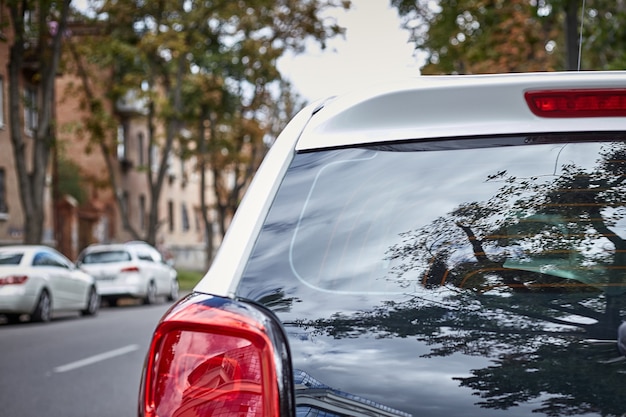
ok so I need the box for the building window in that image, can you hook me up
[138,132,145,166]
[166,151,175,181]
[181,203,190,232]
[150,144,159,174]
[117,124,128,160]
[122,191,130,217]
[0,6,5,38]
[0,77,4,128]
[24,85,38,134]
[0,168,7,216]
[168,200,174,232]
[139,194,146,231]
[195,207,201,232]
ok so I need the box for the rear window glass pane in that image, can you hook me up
[242,134,626,296]
[81,250,131,264]
[240,133,626,417]
[0,252,23,265]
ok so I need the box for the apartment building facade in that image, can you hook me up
[0,9,210,271]
[54,74,210,270]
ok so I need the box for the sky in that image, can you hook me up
[276,0,424,102]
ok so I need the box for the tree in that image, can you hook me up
[6,0,72,243]
[67,0,349,249]
[576,0,626,70]
[389,0,626,74]
[182,13,309,264]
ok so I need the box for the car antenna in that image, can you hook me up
[577,0,586,71]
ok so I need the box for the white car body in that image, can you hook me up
[0,245,99,323]
[76,241,178,305]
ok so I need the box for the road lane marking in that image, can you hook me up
[53,344,140,373]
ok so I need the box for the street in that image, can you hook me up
[0,300,175,417]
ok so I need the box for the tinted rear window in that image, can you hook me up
[239,134,626,416]
[244,134,626,296]
[81,250,131,264]
[0,252,23,265]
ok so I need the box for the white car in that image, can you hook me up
[76,241,178,306]
[139,71,626,417]
[0,245,99,323]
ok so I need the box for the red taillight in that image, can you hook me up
[0,275,28,285]
[525,89,626,118]
[140,296,278,417]
[121,266,140,273]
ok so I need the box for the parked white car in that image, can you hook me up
[0,245,99,323]
[140,71,626,417]
[76,241,178,306]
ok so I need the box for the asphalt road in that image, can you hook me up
[0,299,176,417]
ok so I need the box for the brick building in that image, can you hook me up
[0,8,210,271]
[54,75,210,269]
[0,8,55,247]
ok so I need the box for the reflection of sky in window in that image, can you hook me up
[283,142,607,294]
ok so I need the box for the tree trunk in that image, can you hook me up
[7,1,70,244]
[199,111,215,270]
[8,30,38,243]
[564,0,580,70]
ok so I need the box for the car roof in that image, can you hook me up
[0,245,55,253]
[81,243,133,252]
[82,241,154,250]
[0,245,61,265]
[296,71,626,151]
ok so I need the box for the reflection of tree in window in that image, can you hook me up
[296,142,626,416]
[387,143,626,330]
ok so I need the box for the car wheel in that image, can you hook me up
[31,290,52,323]
[4,314,22,324]
[166,279,179,302]
[105,297,119,307]
[81,286,99,316]
[143,281,157,305]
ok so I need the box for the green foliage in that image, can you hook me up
[67,0,349,245]
[578,0,626,70]
[390,0,626,74]
[176,269,204,291]
[57,156,87,204]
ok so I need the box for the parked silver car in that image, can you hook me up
[76,241,178,306]
[0,245,99,323]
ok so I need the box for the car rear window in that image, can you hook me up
[81,250,132,264]
[0,252,23,265]
[238,133,626,416]
[242,133,626,296]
